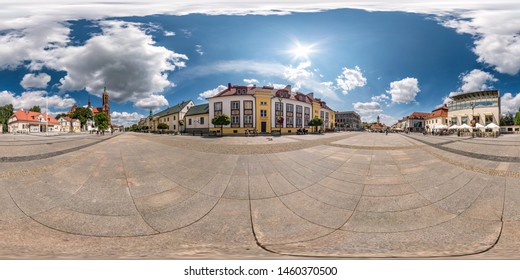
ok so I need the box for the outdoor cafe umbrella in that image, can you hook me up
[458,123,472,130]
[436,124,448,129]
[485,123,500,130]
[475,123,485,130]
[449,124,459,129]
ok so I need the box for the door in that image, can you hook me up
[261,122,267,133]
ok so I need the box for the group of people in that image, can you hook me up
[296,128,309,135]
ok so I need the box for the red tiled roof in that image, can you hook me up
[426,106,448,119]
[408,112,430,120]
[11,110,59,125]
[92,107,102,114]
[58,116,79,122]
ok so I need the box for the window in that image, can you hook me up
[214,102,222,116]
[296,106,302,113]
[304,107,309,114]
[231,101,240,109]
[244,115,253,124]
[287,104,293,112]
[260,101,267,105]
[200,117,204,125]
[320,111,324,118]
[174,125,176,130]
[189,119,192,125]
[260,110,267,117]
[173,116,176,121]
[451,117,457,125]
[275,102,282,111]
[232,115,240,124]
[244,101,253,109]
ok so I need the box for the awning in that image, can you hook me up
[483,112,494,115]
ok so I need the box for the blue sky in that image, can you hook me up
[1,1,520,126]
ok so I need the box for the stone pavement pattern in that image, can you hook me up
[1,132,520,258]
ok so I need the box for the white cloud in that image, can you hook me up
[195,45,204,55]
[386,77,420,104]
[0,90,76,110]
[336,66,367,94]
[164,31,176,36]
[501,92,520,114]
[198,85,227,100]
[20,73,51,89]
[111,111,145,126]
[243,78,259,85]
[133,94,169,110]
[371,93,390,102]
[459,69,497,93]
[268,83,288,90]
[353,101,383,115]
[44,20,187,109]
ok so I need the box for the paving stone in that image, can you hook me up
[251,197,333,245]
[249,174,276,199]
[264,173,298,196]
[356,192,431,212]
[302,183,360,210]
[134,186,196,213]
[317,176,364,195]
[222,175,249,199]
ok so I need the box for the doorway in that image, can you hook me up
[261,122,267,133]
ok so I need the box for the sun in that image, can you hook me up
[290,41,316,60]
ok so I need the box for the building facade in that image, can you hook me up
[406,112,430,132]
[185,104,209,134]
[447,90,500,127]
[152,100,194,132]
[207,83,333,134]
[57,116,81,133]
[425,106,448,132]
[335,111,361,130]
[8,110,61,133]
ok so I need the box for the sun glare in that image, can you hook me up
[290,41,316,60]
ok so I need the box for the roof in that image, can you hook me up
[10,110,59,125]
[449,90,499,101]
[185,104,209,116]
[426,106,448,119]
[57,116,79,122]
[154,100,192,118]
[408,112,430,120]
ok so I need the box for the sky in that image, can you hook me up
[1,1,520,126]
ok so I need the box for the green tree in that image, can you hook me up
[308,117,323,133]
[211,114,231,136]
[70,107,93,126]
[157,123,169,130]
[30,105,41,112]
[0,104,14,133]
[94,112,109,131]
[55,113,68,119]
[515,109,520,126]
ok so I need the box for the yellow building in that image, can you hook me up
[207,83,335,135]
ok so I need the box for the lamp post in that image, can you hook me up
[470,102,476,138]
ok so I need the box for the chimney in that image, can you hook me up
[228,83,232,90]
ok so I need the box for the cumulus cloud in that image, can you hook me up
[164,31,176,36]
[501,92,520,114]
[459,69,497,93]
[45,20,187,109]
[386,77,420,104]
[133,94,169,110]
[336,66,367,94]
[243,78,259,85]
[267,83,289,90]
[353,101,383,115]
[198,85,227,100]
[111,111,145,126]
[371,94,390,102]
[20,73,51,89]
[0,90,76,110]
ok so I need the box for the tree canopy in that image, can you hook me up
[94,112,109,131]
[515,110,520,126]
[30,105,41,112]
[308,117,323,132]
[70,107,93,125]
[157,123,169,130]
[212,114,230,136]
[0,104,14,133]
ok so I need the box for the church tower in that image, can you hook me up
[102,86,111,124]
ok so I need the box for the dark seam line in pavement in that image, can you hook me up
[0,134,120,162]
[326,143,421,150]
[403,134,520,162]
[121,147,160,234]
